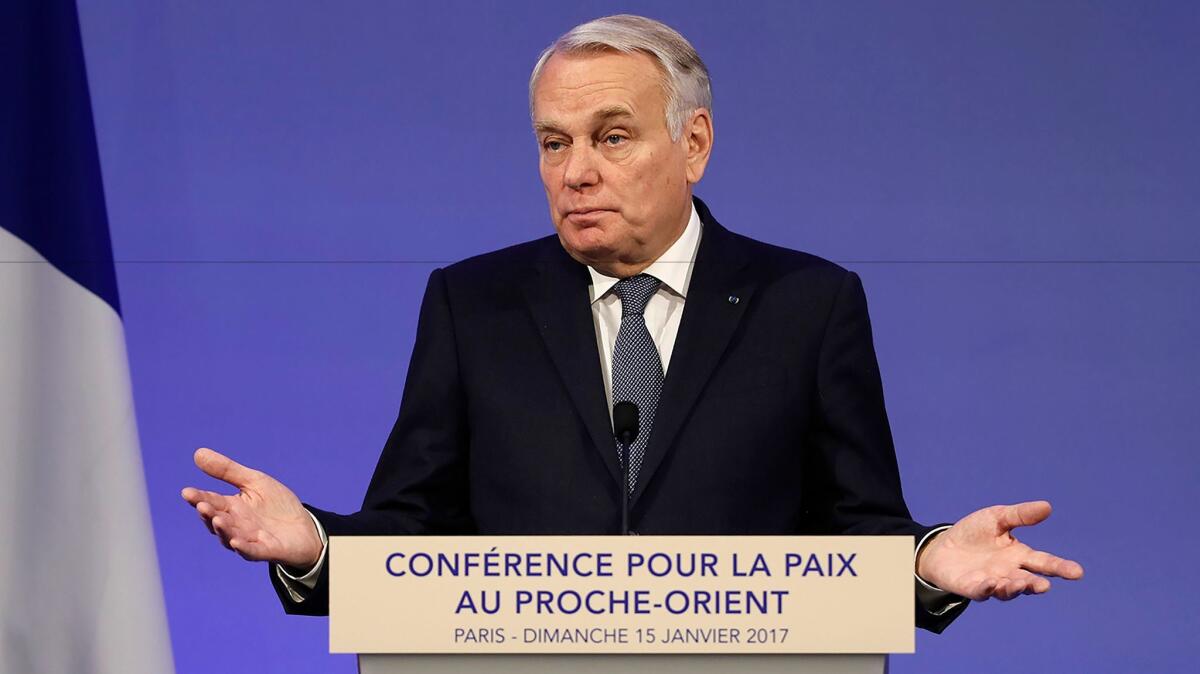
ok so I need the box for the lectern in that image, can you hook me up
[332,536,912,674]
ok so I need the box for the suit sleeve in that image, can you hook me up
[802,270,968,633]
[269,266,475,615]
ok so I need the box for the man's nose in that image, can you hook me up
[562,143,601,191]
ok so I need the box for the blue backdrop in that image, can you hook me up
[75,1,1198,671]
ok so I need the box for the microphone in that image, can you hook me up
[612,401,639,536]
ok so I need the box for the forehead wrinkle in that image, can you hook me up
[534,86,649,127]
[592,104,635,121]
[544,81,638,110]
[533,104,637,137]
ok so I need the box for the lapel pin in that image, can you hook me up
[727,294,740,305]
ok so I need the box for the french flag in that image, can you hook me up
[0,1,174,672]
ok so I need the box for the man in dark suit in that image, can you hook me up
[182,14,1082,635]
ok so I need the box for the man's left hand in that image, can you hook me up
[916,500,1084,601]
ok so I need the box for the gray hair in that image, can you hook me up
[528,14,712,141]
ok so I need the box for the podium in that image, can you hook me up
[358,654,886,674]
[333,536,911,674]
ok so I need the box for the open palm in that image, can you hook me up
[917,500,1084,601]
[181,447,323,569]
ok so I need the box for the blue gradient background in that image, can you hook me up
[74,1,1197,672]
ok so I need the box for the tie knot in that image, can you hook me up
[613,274,661,317]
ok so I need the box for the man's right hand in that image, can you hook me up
[181,447,323,570]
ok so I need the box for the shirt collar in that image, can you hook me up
[587,201,703,304]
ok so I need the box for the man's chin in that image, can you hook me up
[556,231,619,269]
[563,247,619,272]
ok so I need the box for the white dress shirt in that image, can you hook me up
[588,202,702,411]
[278,202,960,615]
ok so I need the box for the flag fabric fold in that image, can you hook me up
[0,1,175,672]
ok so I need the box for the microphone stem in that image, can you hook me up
[620,440,630,536]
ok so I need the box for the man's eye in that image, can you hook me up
[604,134,627,146]
[544,140,565,152]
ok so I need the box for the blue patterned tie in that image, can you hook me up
[611,274,664,491]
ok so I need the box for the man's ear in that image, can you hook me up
[684,108,714,184]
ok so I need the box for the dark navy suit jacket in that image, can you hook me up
[269,197,967,632]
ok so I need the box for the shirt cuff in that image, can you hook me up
[274,509,328,602]
[913,525,965,616]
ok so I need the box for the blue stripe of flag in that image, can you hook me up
[0,0,121,315]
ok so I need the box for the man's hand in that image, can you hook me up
[916,500,1084,601]
[180,447,323,570]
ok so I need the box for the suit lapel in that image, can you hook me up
[522,241,624,486]
[518,200,759,505]
[631,202,757,506]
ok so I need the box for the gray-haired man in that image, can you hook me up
[183,14,1083,633]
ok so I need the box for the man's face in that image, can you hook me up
[532,50,694,274]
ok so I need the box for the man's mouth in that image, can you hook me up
[565,208,614,225]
